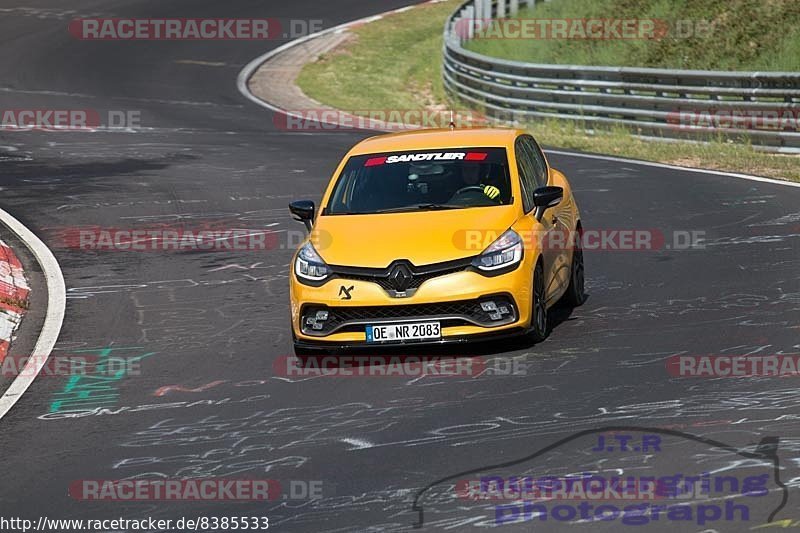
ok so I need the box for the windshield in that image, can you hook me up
[324,148,512,215]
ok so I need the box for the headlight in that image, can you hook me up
[295,242,330,281]
[472,229,523,271]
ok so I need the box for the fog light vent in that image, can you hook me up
[305,309,330,331]
[480,301,498,312]
[481,299,513,321]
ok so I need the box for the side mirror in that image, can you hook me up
[533,186,563,222]
[289,200,315,231]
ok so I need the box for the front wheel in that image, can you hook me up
[561,234,586,307]
[527,260,549,343]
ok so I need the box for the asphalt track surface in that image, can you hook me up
[0,1,799,532]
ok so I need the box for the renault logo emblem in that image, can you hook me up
[388,263,413,292]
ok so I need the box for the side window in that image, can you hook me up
[514,138,536,213]
[523,136,548,187]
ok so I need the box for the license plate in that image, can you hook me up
[366,321,441,343]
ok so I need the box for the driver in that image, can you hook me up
[462,163,500,200]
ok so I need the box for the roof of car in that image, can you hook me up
[348,127,525,155]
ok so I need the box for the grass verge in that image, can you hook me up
[467,0,800,71]
[296,0,800,182]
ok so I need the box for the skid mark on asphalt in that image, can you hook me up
[66,273,289,299]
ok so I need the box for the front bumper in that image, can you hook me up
[293,327,526,350]
[290,264,533,346]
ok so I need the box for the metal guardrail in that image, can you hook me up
[443,0,800,151]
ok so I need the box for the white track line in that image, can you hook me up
[237,7,417,117]
[237,4,800,190]
[545,149,800,188]
[237,2,444,122]
[0,208,66,420]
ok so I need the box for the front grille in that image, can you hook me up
[341,265,465,291]
[329,257,473,295]
[301,295,517,336]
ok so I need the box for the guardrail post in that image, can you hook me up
[478,0,490,30]
[464,4,475,39]
[449,16,460,44]
[497,0,507,18]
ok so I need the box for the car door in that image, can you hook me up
[524,135,571,292]
[515,136,559,301]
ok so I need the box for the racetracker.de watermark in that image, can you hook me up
[667,355,800,377]
[68,18,322,40]
[273,355,527,378]
[45,224,326,252]
[68,479,325,501]
[455,18,714,40]
[69,480,277,501]
[0,355,142,378]
[0,110,140,131]
[453,229,705,252]
[274,109,489,131]
[668,108,800,132]
[456,476,665,502]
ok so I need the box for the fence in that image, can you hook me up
[443,0,800,151]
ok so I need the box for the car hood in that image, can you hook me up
[311,206,519,268]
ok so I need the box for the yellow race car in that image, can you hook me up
[288,128,584,353]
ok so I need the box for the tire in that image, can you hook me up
[527,260,549,343]
[561,231,586,307]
